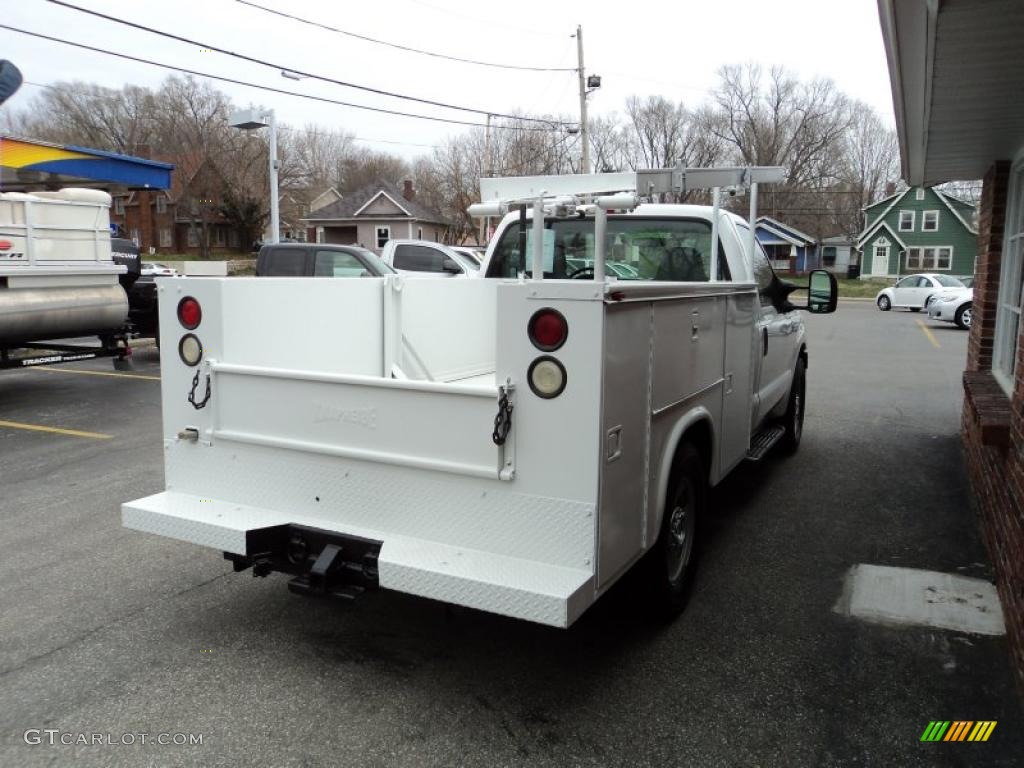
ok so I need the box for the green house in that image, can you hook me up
[856,186,977,280]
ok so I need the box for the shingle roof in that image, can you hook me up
[303,180,446,224]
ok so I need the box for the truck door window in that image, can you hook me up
[265,248,307,277]
[737,224,776,306]
[394,244,446,272]
[486,217,730,281]
[314,250,368,277]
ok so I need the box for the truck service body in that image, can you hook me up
[122,167,836,627]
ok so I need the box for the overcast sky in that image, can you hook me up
[2,0,894,159]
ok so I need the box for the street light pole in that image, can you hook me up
[229,106,280,245]
[267,109,280,245]
[576,24,590,175]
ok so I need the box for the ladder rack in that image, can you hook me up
[469,165,787,284]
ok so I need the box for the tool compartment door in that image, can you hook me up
[597,301,653,588]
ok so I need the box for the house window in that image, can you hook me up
[113,198,125,216]
[187,228,199,248]
[898,210,915,231]
[993,159,1024,392]
[213,228,226,247]
[156,196,167,214]
[822,246,837,267]
[916,188,926,201]
[130,228,140,246]
[228,230,240,248]
[376,226,390,249]
[906,246,953,270]
[922,210,939,231]
[159,228,172,248]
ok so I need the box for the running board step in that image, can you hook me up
[746,425,786,461]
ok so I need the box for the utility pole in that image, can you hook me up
[576,24,590,175]
[482,113,492,244]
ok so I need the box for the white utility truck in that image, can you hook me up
[0,188,135,369]
[122,166,836,628]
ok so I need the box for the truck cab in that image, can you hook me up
[379,239,479,278]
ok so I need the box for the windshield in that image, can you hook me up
[486,217,728,281]
[933,275,964,287]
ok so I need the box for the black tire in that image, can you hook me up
[955,303,972,330]
[877,295,891,311]
[640,443,705,618]
[779,356,806,455]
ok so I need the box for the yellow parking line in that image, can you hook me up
[916,320,941,349]
[28,367,160,381]
[0,419,112,440]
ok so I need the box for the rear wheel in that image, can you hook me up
[640,443,705,618]
[956,303,973,330]
[779,356,806,454]
[877,295,891,311]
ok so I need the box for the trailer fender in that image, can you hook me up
[651,407,715,545]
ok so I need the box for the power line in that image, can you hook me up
[234,0,575,73]
[20,81,442,149]
[1,25,564,133]
[45,0,572,126]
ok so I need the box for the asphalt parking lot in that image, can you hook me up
[1,301,1022,767]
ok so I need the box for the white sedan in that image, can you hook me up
[141,262,178,277]
[927,289,973,329]
[875,273,966,311]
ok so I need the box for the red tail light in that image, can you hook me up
[528,308,568,351]
[177,296,202,329]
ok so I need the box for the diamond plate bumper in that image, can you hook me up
[122,491,595,627]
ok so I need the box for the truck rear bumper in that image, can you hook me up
[123,491,594,628]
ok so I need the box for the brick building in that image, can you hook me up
[109,154,245,256]
[879,0,1024,688]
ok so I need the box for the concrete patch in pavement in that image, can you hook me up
[835,564,1005,635]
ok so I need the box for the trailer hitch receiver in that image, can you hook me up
[224,524,382,600]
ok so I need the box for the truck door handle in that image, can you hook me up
[762,327,768,356]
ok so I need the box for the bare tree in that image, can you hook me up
[710,63,854,235]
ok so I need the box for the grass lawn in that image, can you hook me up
[832,278,890,299]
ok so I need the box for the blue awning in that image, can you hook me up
[0,136,174,190]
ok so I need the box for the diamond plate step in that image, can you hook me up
[746,424,785,461]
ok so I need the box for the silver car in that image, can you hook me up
[927,289,973,329]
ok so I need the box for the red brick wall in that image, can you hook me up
[968,162,1010,371]
[962,160,1024,691]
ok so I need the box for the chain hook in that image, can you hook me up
[188,368,212,410]
[492,383,514,446]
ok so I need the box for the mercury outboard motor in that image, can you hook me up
[111,237,141,291]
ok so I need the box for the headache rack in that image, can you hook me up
[467,165,786,284]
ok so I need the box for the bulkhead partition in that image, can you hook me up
[396,278,497,383]
[217,277,387,374]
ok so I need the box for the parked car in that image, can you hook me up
[451,246,485,267]
[875,273,965,311]
[380,239,478,278]
[256,243,393,277]
[141,262,178,277]
[927,289,973,329]
[959,276,975,289]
